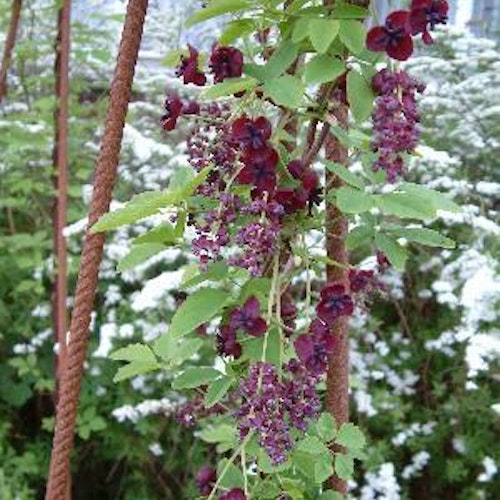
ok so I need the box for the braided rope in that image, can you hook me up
[45,0,148,497]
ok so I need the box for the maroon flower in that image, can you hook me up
[219,489,247,500]
[349,269,376,293]
[210,45,244,83]
[366,11,414,61]
[196,466,216,496]
[160,93,184,131]
[230,296,267,336]
[237,146,278,195]
[176,45,207,86]
[294,319,335,375]
[287,159,306,179]
[409,0,449,44]
[316,284,354,325]
[275,188,308,214]
[230,116,272,151]
[216,324,242,359]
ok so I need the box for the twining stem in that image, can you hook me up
[207,432,254,500]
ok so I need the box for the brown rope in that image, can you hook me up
[45,0,149,498]
[52,0,71,401]
[0,0,23,100]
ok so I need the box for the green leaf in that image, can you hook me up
[112,360,159,383]
[375,233,409,270]
[92,191,181,232]
[319,491,344,500]
[346,225,374,250]
[181,261,229,288]
[316,412,337,442]
[244,328,280,367]
[205,376,233,408]
[326,161,365,189]
[161,48,186,67]
[186,0,251,27]
[400,183,462,213]
[385,225,456,249]
[261,41,299,80]
[110,343,157,363]
[198,423,236,444]
[336,186,373,214]
[339,20,365,54]
[331,3,368,19]
[308,19,340,53]
[315,458,335,484]
[296,436,331,456]
[117,243,166,271]
[263,74,305,108]
[336,423,366,450]
[304,56,345,85]
[334,454,354,481]
[292,17,311,43]
[204,77,258,99]
[132,223,177,245]
[172,367,222,390]
[217,459,244,489]
[375,192,437,220]
[152,334,204,365]
[219,18,255,45]
[168,287,230,338]
[346,70,374,123]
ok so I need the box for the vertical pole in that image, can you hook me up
[0,0,23,100]
[53,0,71,400]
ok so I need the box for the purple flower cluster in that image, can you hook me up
[192,193,241,267]
[371,69,425,182]
[236,362,320,464]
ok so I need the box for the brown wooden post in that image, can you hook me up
[53,0,71,400]
[0,0,23,100]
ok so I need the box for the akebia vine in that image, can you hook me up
[93,1,460,498]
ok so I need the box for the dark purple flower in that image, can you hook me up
[160,93,183,131]
[176,45,207,86]
[237,146,278,195]
[230,116,272,151]
[316,284,354,325]
[210,45,244,83]
[230,296,267,336]
[275,188,307,214]
[366,11,414,61]
[287,159,306,179]
[349,269,376,293]
[294,319,335,375]
[216,324,242,359]
[409,0,448,44]
[219,488,247,500]
[196,466,216,496]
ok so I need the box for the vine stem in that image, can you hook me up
[207,432,254,500]
[0,0,23,100]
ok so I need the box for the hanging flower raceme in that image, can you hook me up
[371,69,425,181]
[237,146,279,195]
[409,0,449,44]
[176,44,207,86]
[366,11,414,61]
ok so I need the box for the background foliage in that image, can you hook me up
[0,0,498,498]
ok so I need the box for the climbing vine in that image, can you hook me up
[94,1,457,498]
